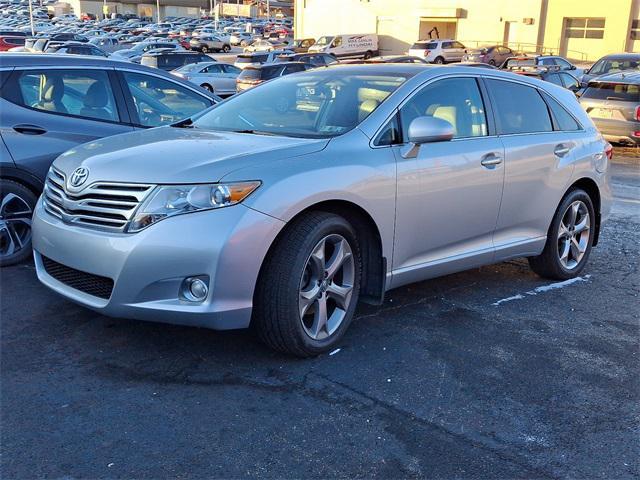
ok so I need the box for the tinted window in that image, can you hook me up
[262,65,284,80]
[15,69,119,123]
[540,57,556,66]
[221,64,241,74]
[374,114,400,146]
[541,91,581,131]
[582,82,640,102]
[559,73,579,90]
[400,77,487,139]
[121,71,211,126]
[202,64,223,73]
[486,79,552,134]
[442,41,453,48]
[546,73,563,86]
[284,64,306,74]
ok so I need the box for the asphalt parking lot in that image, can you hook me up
[1,160,638,479]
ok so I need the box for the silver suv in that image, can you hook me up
[408,39,466,64]
[31,64,612,356]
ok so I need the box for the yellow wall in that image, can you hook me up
[295,0,639,61]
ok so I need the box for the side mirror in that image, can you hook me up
[408,116,455,144]
[570,65,576,70]
[402,116,454,158]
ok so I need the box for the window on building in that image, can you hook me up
[564,18,606,39]
[631,19,640,40]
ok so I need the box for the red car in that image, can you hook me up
[0,36,25,51]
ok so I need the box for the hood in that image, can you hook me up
[52,127,329,185]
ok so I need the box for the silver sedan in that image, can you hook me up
[171,61,241,96]
[32,64,612,356]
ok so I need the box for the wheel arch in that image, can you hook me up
[566,176,602,246]
[0,165,44,196]
[258,199,387,307]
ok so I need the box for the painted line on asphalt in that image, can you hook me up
[492,275,592,306]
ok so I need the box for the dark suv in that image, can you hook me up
[0,54,218,265]
[44,41,108,57]
[140,50,211,71]
[236,62,312,92]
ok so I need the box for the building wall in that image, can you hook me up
[294,0,638,61]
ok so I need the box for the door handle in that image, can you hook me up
[13,124,47,135]
[480,153,503,168]
[554,144,571,157]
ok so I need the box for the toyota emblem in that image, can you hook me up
[69,167,89,188]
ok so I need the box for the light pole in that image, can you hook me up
[28,0,35,36]
[266,0,270,20]
[156,0,160,22]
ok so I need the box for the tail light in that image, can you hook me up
[635,105,640,121]
[423,50,430,57]
[604,143,613,160]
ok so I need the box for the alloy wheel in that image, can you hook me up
[0,193,33,259]
[557,200,590,270]
[299,234,355,340]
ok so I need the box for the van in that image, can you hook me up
[308,33,378,59]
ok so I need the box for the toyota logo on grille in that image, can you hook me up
[69,167,89,188]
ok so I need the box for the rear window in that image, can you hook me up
[238,68,261,81]
[4,37,25,46]
[582,82,640,102]
[411,41,437,50]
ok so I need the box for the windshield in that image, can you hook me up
[315,36,333,47]
[193,72,407,138]
[176,62,208,73]
[590,58,640,75]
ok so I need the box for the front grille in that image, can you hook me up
[42,256,114,300]
[43,167,154,232]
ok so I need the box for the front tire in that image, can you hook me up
[528,189,595,280]
[222,44,230,53]
[0,179,37,267]
[253,212,362,357]
[200,83,213,92]
[201,45,209,54]
[434,56,445,64]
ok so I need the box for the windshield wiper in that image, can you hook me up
[231,129,278,136]
[172,118,194,128]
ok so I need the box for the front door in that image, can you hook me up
[392,76,505,288]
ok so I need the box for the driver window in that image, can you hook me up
[399,77,488,140]
[121,72,212,127]
[332,36,342,48]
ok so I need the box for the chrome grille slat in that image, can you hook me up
[43,168,154,232]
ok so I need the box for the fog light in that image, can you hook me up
[182,277,209,302]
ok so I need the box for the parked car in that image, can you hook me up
[44,41,108,57]
[365,55,428,64]
[236,61,312,92]
[189,35,231,53]
[89,36,124,53]
[0,54,219,265]
[277,52,339,67]
[0,35,24,51]
[408,39,466,64]
[579,71,640,145]
[140,50,211,71]
[509,65,581,93]
[501,55,583,77]
[30,64,611,356]
[308,33,378,59]
[462,45,514,66]
[290,37,315,53]
[581,53,640,85]
[49,32,88,43]
[172,61,241,96]
[111,40,182,60]
[234,50,292,69]
[230,31,254,46]
[243,38,286,53]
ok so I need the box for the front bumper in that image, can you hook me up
[32,198,285,330]
[591,118,640,145]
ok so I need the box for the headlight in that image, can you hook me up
[127,181,260,233]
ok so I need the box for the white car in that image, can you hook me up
[408,39,467,64]
[172,61,241,96]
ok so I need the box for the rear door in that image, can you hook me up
[485,78,579,257]
[391,76,505,286]
[0,67,132,182]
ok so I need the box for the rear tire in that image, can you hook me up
[0,179,37,267]
[222,44,231,53]
[253,212,362,357]
[528,189,595,280]
[489,59,496,66]
[201,45,209,54]
[363,50,373,60]
[434,56,445,64]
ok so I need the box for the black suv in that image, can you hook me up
[277,52,338,67]
[140,50,211,71]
